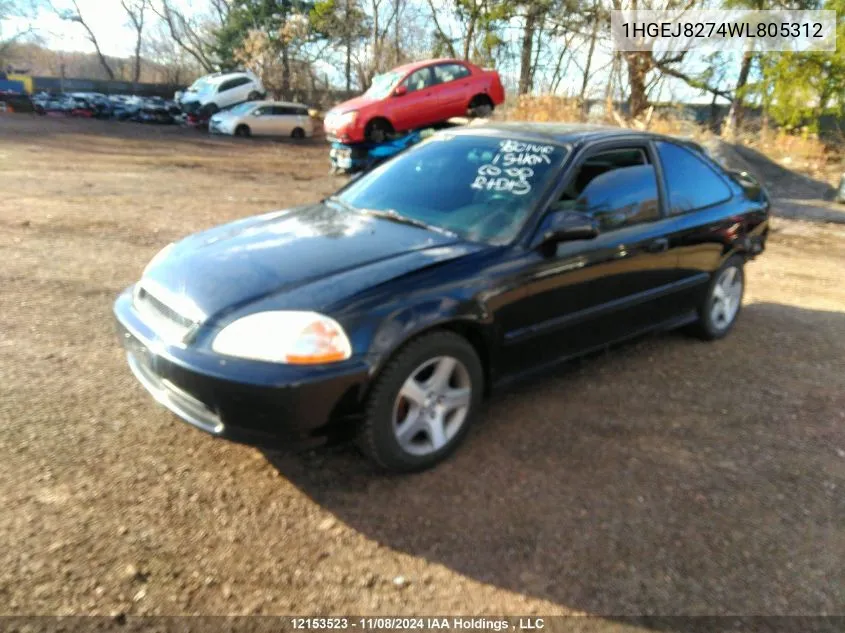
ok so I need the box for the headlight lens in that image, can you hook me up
[212,311,352,364]
[336,110,358,127]
[143,242,175,275]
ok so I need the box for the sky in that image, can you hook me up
[2,0,727,103]
[5,0,141,58]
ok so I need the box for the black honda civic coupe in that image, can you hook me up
[114,123,769,472]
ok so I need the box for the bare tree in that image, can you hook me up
[54,0,114,79]
[518,1,548,95]
[121,0,146,83]
[149,0,216,72]
[1,0,44,66]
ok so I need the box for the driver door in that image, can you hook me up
[386,66,439,131]
[497,142,682,375]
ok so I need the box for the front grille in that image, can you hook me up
[134,286,195,343]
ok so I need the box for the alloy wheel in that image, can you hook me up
[710,265,743,331]
[392,356,472,456]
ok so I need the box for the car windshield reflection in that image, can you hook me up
[336,134,567,245]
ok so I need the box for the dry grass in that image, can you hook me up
[735,127,842,187]
[501,95,843,186]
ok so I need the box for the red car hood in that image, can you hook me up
[329,95,377,114]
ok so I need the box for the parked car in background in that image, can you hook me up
[137,101,175,124]
[68,97,96,118]
[324,58,506,143]
[177,71,265,116]
[0,90,34,113]
[209,101,313,138]
[114,124,769,472]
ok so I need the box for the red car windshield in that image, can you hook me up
[364,71,403,99]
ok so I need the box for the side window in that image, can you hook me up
[273,106,294,115]
[577,166,660,231]
[556,147,659,231]
[402,68,434,93]
[296,106,309,116]
[218,77,250,93]
[656,141,732,214]
[433,63,471,84]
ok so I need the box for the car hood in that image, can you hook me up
[140,203,480,324]
[179,93,202,105]
[329,95,379,115]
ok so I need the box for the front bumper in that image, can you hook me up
[114,288,370,447]
[324,120,365,144]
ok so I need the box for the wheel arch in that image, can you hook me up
[467,93,494,111]
[364,115,394,133]
[362,306,497,404]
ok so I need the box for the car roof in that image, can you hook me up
[201,71,256,86]
[449,121,681,148]
[245,100,308,108]
[390,58,473,75]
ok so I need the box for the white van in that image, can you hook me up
[208,101,314,138]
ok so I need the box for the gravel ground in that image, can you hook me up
[1,116,844,625]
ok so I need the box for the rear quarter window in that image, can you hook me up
[656,141,732,214]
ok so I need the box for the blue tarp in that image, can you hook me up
[329,131,424,175]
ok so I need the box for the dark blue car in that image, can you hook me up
[114,123,769,472]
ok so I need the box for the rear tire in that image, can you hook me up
[201,103,219,116]
[357,331,483,473]
[689,255,745,340]
[234,124,250,137]
[247,91,261,101]
[364,118,393,143]
[291,127,305,139]
[468,95,494,118]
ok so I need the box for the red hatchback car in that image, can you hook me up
[324,58,506,144]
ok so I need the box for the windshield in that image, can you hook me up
[364,71,403,99]
[187,78,206,92]
[228,102,256,115]
[337,134,567,245]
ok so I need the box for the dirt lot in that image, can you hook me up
[1,116,844,626]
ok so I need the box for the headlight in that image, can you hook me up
[143,242,175,275]
[212,311,352,364]
[336,110,358,127]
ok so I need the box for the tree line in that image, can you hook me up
[2,0,844,131]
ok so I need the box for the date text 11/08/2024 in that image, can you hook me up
[292,617,546,630]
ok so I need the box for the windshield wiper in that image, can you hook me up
[360,208,457,237]
[326,198,456,237]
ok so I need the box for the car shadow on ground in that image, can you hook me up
[263,302,845,626]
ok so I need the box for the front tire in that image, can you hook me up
[690,255,745,340]
[357,331,484,473]
[364,118,393,143]
[234,124,251,137]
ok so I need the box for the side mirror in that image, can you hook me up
[393,85,408,97]
[540,211,599,247]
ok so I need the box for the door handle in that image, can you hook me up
[644,237,669,253]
